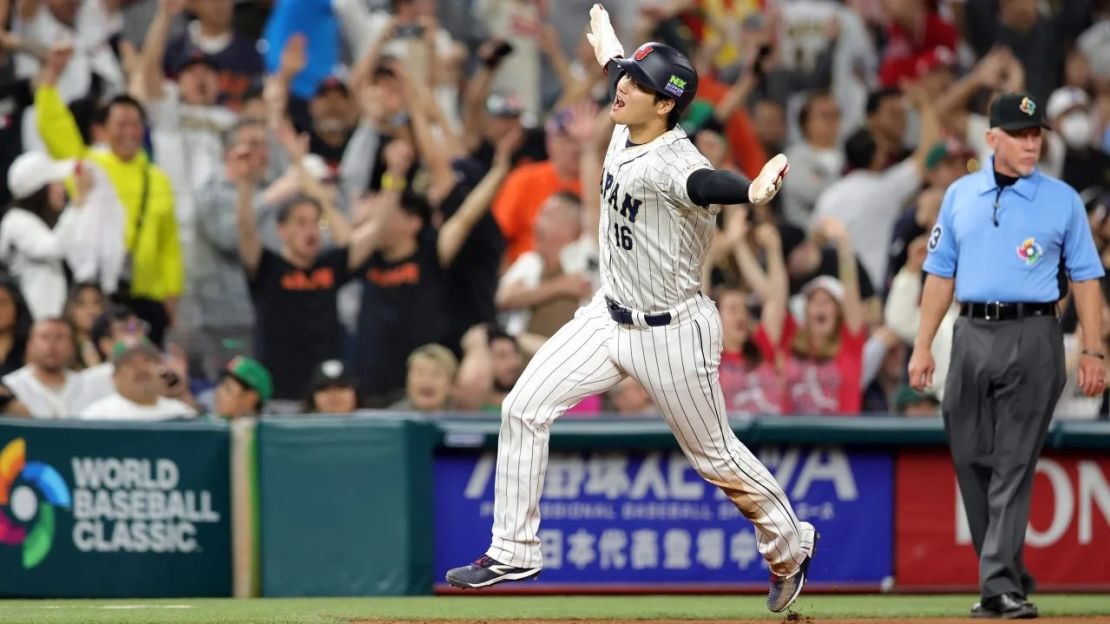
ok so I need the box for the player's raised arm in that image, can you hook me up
[586,4,625,66]
[586,3,627,100]
[686,154,789,208]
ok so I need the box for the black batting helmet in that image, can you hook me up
[613,42,698,115]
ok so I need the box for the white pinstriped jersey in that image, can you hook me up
[598,124,716,313]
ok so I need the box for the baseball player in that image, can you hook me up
[447,6,817,612]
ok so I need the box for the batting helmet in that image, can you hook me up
[613,42,698,115]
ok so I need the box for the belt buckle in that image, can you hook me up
[985,301,1002,321]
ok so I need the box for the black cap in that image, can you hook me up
[989,93,1051,132]
[612,42,699,115]
[178,52,219,74]
[308,359,357,391]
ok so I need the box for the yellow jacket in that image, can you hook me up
[35,85,184,301]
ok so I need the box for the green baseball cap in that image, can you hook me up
[223,356,273,403]
[924,138,974,171]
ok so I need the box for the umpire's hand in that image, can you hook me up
[1077,353,1107,397]
[907,347,934,392]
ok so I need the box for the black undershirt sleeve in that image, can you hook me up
[686,168,752,207]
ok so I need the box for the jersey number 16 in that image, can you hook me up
[613,224,633,250]
[603,172,640,251]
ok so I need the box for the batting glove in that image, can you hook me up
[586,3,624,67]
[748,154,789,206]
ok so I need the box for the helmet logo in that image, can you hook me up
[664,74,686,97]
[633,46,653,61]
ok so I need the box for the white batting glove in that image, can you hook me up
[585,3,624,67]
[748,154,789,206]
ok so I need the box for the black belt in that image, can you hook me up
[606,297,672,327]
[960,301,1057,321]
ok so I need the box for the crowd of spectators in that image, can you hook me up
[0,0,1105,421]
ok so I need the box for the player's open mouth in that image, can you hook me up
[613,96,625,110]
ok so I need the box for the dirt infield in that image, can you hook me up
[352,612,1101,617]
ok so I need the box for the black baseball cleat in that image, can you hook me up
[970,594,1039,619]
[445,555,541,589]
[767,548,814,613]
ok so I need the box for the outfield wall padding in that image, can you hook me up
[255,416,436,596]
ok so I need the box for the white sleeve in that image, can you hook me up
[2,371,28,404]
[54,207,81,252]
[21,108,46,161]
[966,113,991,164]
[498,252,543,294]
[11,14,45,80]
[339,122,380,204]
[860,333,890,389]
[64,164,125,290]
[884,268,922,344]
[877,158,922,208]
[144,88,180,131]
[5,211,63,261]
[650,141,712,206]
[332,0,385,58]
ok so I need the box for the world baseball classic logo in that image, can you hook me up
[0,438,72,568]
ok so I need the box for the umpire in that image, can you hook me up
[909,92,1106,619]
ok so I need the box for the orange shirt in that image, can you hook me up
[492,161,582,264]
[695,76,768,180]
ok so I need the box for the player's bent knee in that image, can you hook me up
[501,387,532,423]
[502,383,561,428]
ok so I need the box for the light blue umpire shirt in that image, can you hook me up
[923,156,1105,302]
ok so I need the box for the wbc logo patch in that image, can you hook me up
[1017,237,1043,265]
[1019,97,1036,116]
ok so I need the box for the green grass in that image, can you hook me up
[1,595,1109,623]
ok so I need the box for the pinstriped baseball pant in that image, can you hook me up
[485,293,816,577]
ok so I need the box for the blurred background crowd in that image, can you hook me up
[0,0,1105,421]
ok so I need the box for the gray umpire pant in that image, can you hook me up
[942,315,1066,600]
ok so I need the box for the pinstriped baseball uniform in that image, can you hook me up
[486,123,816,578]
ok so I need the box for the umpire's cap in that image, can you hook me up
[613,42,698,115]
[989,92,1051,132]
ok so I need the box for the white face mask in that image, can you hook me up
[1059,112,1094,149]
